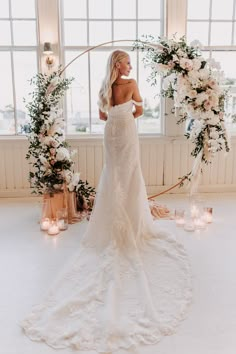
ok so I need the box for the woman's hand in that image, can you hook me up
[99,109,108,121]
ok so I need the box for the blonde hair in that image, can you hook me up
[98,50,129,112]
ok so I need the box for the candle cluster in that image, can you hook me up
[174,203,213,232]
[40,208,68,236]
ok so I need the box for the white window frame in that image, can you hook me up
[0,0,39,136]
[59,0,165,136]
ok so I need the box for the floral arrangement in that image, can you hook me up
[25,68,95,203]
[134,36,230,188]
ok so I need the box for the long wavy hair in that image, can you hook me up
[98,50,129,112]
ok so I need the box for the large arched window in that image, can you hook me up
[60,0,164,135]
[0,0,38,135]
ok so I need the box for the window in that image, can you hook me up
[187,0,236,133]
[0,0,38,135]
[60,0,164,135]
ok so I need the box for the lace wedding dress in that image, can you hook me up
[21,100,192,353]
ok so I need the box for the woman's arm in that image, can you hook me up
[131,80,143,118]
[99,109,108,121]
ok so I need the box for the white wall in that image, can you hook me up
[0,136,235,197]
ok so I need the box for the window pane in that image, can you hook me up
[65,51,89,134]
[138,51,161,134]
[138,0,161,19]
[113,21,136,45]
[0,21,11,45]
[0,52,15,135]
[113,0,136,19]
[210,22,232,45]
[13,20,37,45]
[187,0,210,19]
[11,0,35,18]
[211,0,234,20]
[138,21,160,38]
[187,21,209,45]
[1,0,9,18]
[89,21,112,45]
[63,0,87,19]
[89,0,111,18]
[64,21,87,45]
[210,51,236,133]
[90,51,110,134]
[13,51,37,134]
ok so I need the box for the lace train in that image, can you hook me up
[21,100,192,352]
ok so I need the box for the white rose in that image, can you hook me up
[71,172,80,186]
[199,67,210,80]
[56,147,70,161]
[64,170,73,183]
[207,114,220,125]
[192,58,202,71]
[68,182,74,192]
[195,92,209,106]
[187,89,198,99]
[179,58,193,71]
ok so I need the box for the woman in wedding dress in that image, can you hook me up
[21,50,192,353]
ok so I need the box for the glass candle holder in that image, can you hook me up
[175,209,185,227]
[203,207,213,223]
[40,217,51,231]
[47,220,60,236]
[56,208,68,231]
[194,216,206,230]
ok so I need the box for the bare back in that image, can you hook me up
[110,78,142,107]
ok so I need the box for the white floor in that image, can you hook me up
[1,193,236,354]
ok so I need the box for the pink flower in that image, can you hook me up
[50,148,56,155]
[203,100,213,111]
[50,159,56,165]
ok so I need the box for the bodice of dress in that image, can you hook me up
[108,99,143,118]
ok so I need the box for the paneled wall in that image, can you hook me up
[0,136,235,197]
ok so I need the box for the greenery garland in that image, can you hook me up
[25,68,95,205]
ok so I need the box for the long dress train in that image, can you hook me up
[21,100,192,352]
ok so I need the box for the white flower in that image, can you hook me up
[172,54,179,63]
[192,58,202,71]
[68,182,75,192]
[187,89,198,99]
[39,155,48,166]
[179,58,193,71]
[56,147,71,161]
[199,67,210,80]
[207,113,220,125]
[195,92,209,106]
[71,172,80,186]
[64,169,73,183]
[210,128,220,140]
[51,76,60,86]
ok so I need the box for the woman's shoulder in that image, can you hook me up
[113,78,136,86]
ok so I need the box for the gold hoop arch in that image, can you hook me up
[59,39,190,199]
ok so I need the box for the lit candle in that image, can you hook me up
[194,217,206,229]
[47,221,60,236]
[40,218,51,231]
[184,220,195,232]
[203,207,213,223]
[190,205,199,218]
[176,218,185,226]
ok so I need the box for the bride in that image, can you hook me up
[21,50,192,353]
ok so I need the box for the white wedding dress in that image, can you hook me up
[21,100,192,353]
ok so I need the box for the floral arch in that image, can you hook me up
[26,37,230,200]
